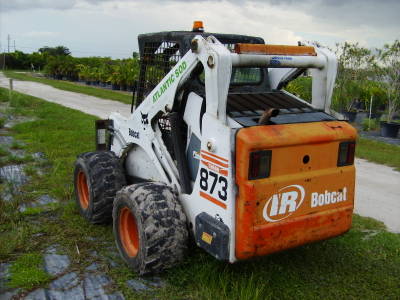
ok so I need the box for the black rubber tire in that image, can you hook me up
[113,182,188,275]
[74,151,126,224]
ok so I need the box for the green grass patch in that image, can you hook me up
[19,206,45,216]
[361,118,380,131]
[9,253,51,289]
[0,87,399,299]
[0,146,8,157]
[3,70,132,105]
[0,154,33,167]
[10,141,25,150]
[356,137,400,171]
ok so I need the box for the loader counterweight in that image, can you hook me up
[235,121,357,259]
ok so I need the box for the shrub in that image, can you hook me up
[362,118,379,131]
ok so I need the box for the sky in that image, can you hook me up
[0,0,399,58]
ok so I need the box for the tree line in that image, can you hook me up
[0,46,140,91]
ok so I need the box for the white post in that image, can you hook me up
[9,78,13,101]
[368,95,373,130]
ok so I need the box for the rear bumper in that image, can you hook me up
[240,205,353,259]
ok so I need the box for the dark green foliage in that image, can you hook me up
[285,76,312,102]
[38,46,71,56]
[0,51,47,70]
[1,46,140,88]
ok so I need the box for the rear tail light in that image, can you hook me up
[337,141,355,166]
[248,150,272,180]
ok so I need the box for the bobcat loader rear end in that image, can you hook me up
[74,22,357,274]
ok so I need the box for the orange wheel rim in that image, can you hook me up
[119,207,139,257]
[77,171,89,209]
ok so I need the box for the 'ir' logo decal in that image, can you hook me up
[263,185,305,222]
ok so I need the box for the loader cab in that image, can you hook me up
[133,27,272,188]
[134,29,268,107]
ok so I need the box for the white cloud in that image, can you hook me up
[1,0,77,11]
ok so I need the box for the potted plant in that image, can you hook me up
[129,58,139,92]
[334,42,373,122]
[108,65,121,90]
[77,64,91,85]
[375,40,400,138]
[341,99,358,122]
[98,64,110,87]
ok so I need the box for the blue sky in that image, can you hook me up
[0,0,399,58]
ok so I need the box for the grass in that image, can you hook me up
[3,70,132,105]
[0,87,399,299]
[0,146,8,157]
[361,118,379,131]
[356,137,400,171]
[0,152,34,167]
[9,253,51,289]
[10,141,25,150]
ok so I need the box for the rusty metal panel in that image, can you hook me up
[235,121,357,260]
[235,43,317,56]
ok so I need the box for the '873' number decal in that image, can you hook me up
[199,167,228,201]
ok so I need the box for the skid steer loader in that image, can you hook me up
[74,22,357,274]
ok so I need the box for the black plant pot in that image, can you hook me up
[380,122,400,138]
[342,111,357,122]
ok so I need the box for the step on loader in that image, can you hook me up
[74,21,357,274]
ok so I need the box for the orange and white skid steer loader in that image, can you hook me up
[74,22,357,274]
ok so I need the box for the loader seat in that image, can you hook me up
[183,91,205,181]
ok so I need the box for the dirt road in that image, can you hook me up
[0,73,130,118]
[1,73,399,233]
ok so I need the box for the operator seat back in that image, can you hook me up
[183,92,205,181]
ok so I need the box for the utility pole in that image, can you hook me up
[7,34,10,53]
[13,40,15,52]
[2,48,5,70]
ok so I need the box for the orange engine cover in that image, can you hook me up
[235,121,357,260]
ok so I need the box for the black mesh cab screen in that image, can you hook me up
[227,91,335,126]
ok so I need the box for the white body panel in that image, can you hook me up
[125,146,165,182]
[108,36,338,263]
